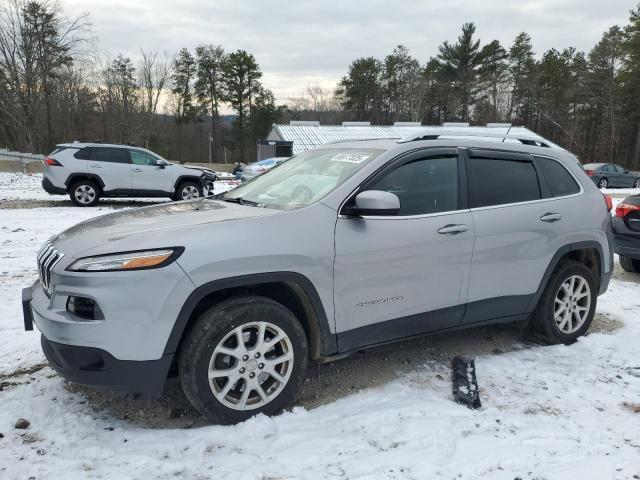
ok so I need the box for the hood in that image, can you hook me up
[51,199,278,257]
[181,164,215,173]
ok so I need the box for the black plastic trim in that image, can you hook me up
[102,188,173,197]
[41,178,66,195]
[173,175,205,190]
[40,335,172,397]
[22,286,34,331]
[65,247,185,272]
[526,240,609,309]
[337,304,464,352]
[164,272,337,357]
[64,173,105,189]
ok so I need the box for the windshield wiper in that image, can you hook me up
[223,196,261,207]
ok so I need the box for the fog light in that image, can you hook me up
[67,296,103,320]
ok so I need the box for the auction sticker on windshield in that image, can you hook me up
[330,153,370,164]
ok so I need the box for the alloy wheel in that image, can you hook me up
[74,185,96,205]
[553,274,591,334]
[207,321,294,411]
[181,185,200,200]
[635,179,640,189]
[598,179,608,189]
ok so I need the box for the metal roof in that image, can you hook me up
[267,123,557,154]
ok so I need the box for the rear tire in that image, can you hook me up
[69,180,100,207]
[531,260,597,344]
[174,181,202,201]
[620,256,640,273]
[634,178,640,189]
[598,178,608,189]
[179,296,308,424]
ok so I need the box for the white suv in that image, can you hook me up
[42,143,217,206]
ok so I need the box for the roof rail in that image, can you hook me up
[397,128,556,148]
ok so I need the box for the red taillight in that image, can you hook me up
[43,157,62,166]
[585,169,595,176]
[616,202,640,218]
[604,194,613,212]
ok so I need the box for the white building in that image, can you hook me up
[257,121,557,160]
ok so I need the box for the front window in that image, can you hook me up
[222,148,384,210]
[130,150,159,166]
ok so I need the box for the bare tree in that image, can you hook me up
[139,48,171,147]
[0,0,90,151]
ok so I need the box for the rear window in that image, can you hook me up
[74,147,130,163]
[536,156,580,197]
[468,156,541,208]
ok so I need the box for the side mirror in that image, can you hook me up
[352,190,400,216]
[156,160,168,169]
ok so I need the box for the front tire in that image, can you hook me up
[620,256,640,273]
[174,181,202,201]
[531,261,597,344]
[179,296,308,424]
[634,178,640,189]
[598,178,608,189]
[69,180,100,207]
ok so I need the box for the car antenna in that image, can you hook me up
[502,124,512,143]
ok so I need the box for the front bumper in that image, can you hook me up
[41,335,173,396]
[22,285,174,396]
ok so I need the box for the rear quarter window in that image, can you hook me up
[536,156,580,197]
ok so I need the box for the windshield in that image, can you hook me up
[223,148,384,210]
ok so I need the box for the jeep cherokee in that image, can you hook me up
[22,130,613,424]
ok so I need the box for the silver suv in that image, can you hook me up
[22,131,613,424]
[42,142,217,206]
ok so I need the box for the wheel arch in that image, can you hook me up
[164,272,337,363]
[527,241,605,312]
[173,175,203,191]
[64,173,105,192]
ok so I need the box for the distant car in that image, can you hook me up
[613,194,640,273]
[241,157,288,180]
[583,163,640,189]
[41,143,217,206]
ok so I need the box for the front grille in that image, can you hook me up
[37,240,64,296]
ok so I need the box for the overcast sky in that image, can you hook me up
[62,0,634,105]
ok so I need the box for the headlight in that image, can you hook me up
[67,248,183,272]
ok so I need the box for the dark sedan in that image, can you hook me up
[583,163,640,189]
[613,194,640,273]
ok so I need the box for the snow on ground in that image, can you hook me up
[0,173,640,479]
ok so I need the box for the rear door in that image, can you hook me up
[463,149,579,325]
[602,164,620,187]
[129,149,173,193]
[333,148,475,351]
[87,147,132,192]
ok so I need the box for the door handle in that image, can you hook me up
[540,212,562,222]
[438,224,469,235]
[132,168,142,172]
[89,164,101,169]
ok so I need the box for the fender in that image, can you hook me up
[173,175,204,190]
[163,272,337,358]
[64,173,105,190]
[526,240,608,312]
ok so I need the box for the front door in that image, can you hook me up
[129,149,173,193]
[333,148,475,352]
